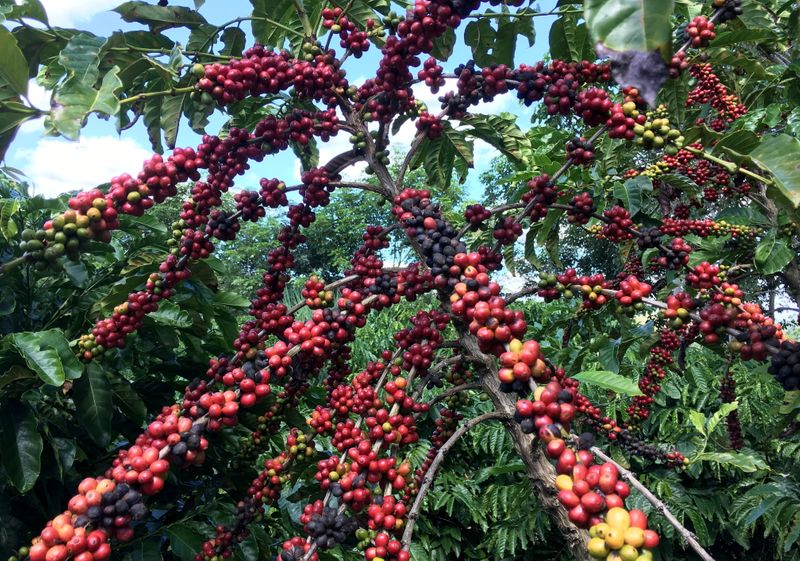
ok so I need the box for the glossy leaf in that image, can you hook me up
[109,372,148,426]
[149,300,193,327]
[0,401,43,492]
[213,291,251,308]
[754,234,793,275]
[0,27,29,99]
[614,175,652,217]
[585,0,674,54]
[72,363,113,446]
[572,369,644,396]
[750,134,800,208]
[462,113,531,167]
[113,2,207,31]
[167,525,203,561]
[8,330,84,385]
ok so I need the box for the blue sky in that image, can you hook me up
[6,0,557,200]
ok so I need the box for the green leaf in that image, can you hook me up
[122,213,169,234]
[52,67,123,140]
[58,33,105,85]
[430,27,455,60]
[0,285,15,316]
[659,173,700,198]
[213,291,251,308]
[688,410,707,436]
[150,300,193,327]
[114,2,207,31]
[754,234,794,275]
[72,363,113,446]
[572,370,644,396]
[109,373,148,426]
[0,401,43,492]
[549,16,588,62]
[160,92,185,150]
[693,451,768,473]
[710,28,774,48]
[63,259,88,287]
[166,525,203,561]
[0,27,29,98]
[128,538,162,561]
[656,75,688,124]
[142,95,164,153]
[464,18,495,67]
[4,0,49,24]
[0,101,40,159]
[713,130,760,159]
[614,176,652,217]
[8,330,80,385]
[462,113,531,167]
[750,134,800,208]
[708,402,738,434]
[585,0,674,54]
[47,435,76,479]
[0,198,19,240]
[220,27,246,57]
[250,0,297,48]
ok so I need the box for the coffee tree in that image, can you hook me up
[0,1,799,561]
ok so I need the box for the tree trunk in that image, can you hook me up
[454,323,592,561]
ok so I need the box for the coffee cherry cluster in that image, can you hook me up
[498,338,547,384]
[627,329,680,422]
[463,203,491,228]
[416,111,443,139]
[492,215,523,245]
[606,102,645,141]
[234,190,266,222]
[512,60,611,107]
[27,511,111,561]
[522,174,558,222]
[514,379,576,436]
[714,0,743,23]
[633,109,684,152]
[566,137,596,166]
[392,189,468,288]
[687,261,720,290]
[449,264,527,357]
[205,210,240,241]
[303,276,334,308]
[615,276,652,307]
[304,505,359,549]
[197,46,347,107]
[574,88,613,127]
[419,57,445,93]
[663,292,696,328]
[687,64,747,128]
[278,537,318,561]
[719,369,744,449]
[601,206,634,242]
[566,192,595,225]
[769,340,800,391]
[654,237,692,270]
[683,15,716,48]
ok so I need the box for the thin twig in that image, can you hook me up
[587,445,716,561]
[401,411,510,549]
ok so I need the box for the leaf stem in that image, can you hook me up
[683,145,773,185]
[466,9,582,18]
[291,0,315,37]
[119,86,196,106]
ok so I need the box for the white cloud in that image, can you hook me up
[36,0,122,27]
[16,135,151,198]
[18,80,51,135]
